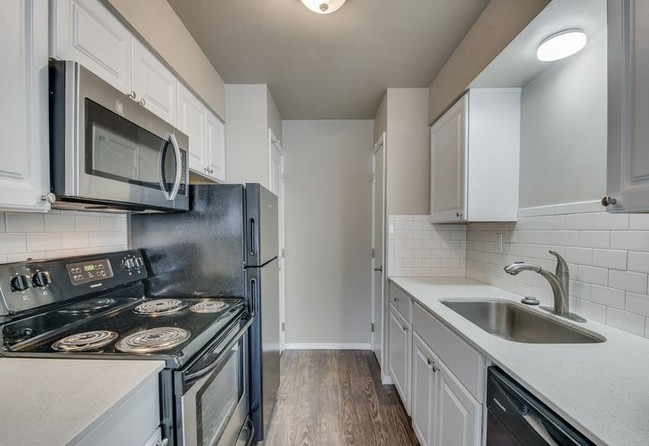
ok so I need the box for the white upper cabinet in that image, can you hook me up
[131,40,178,126]
[205,112,226,182]
[177,83,207,174]
[0,0,50,212]
[50,0,132,94]
[430,89,520,223]
[606,0,649,212]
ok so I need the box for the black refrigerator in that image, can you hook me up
[130,183,280,443]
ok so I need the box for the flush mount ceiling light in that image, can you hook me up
[300,0,347,14]
[536,29,587,62]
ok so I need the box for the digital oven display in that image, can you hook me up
[66,259,114,285]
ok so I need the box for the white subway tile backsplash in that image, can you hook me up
[592,249,627,270]
[628,251,649,274]
[593,213,629,230]
[5,213,45,233]
[566,213,595,230]
[579,231,610,248]
[626,292,649,317]
[609,270,647,294]
[565,247,593,265]
[606,308,645,336]
[610,231,649,251]
[0,211,127,262]
[629,214,649,230]
[591,285,625,309]
[577,265,609,286]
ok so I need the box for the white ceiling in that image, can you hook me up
[167,0,490,120]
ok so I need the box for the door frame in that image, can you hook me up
[268,129,286,353]
[371,132,387,368]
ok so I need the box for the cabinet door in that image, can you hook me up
[389,306,410,412]
[51,0,132,93]
[0,0,50,211]
[411,335,437,446]
[177,83,206,173]
[607,0,649,212]
[205,112,226,182]
[435,361,482,446]
[430,95,467,223]
[132,40,177,125]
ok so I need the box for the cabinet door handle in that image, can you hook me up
[402,325,408,332]
[139,98,147,106]
[456,211,463,219]
[426,357,432,366]
[127,90,137,99]
[393,297,399,303]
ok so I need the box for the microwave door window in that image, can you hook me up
[85,99,167,192]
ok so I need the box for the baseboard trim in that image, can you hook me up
[284,343,372,350]
[381,373,394,385]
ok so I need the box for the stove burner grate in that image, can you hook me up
[133,299,187,316]
[115,327,191,353]
[59,298,117,315]
[52,330,119,352]
[189,301,228,313]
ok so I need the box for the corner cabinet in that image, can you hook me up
[0,0,50,212]
[605,0,649,212]
[430,89,520,223]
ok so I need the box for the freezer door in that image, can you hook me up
[247,258,280,442]
[245,184,279,267]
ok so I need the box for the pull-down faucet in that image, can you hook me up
[504,251,584,322]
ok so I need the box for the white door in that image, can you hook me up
[51,0,132,93]
[388,306,410,412]
[177,83,206,173]
[131,39,177,125]
[436,361,482,446]
[0,0,50,212]
[430,95,467,223]
[205,112,226,182]
[269,130,285,352]
[371,133,386,366]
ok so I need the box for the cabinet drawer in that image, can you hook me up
[389,282,412,322]
[413,302,484,402]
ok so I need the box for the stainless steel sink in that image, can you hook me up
[440,299,606,344]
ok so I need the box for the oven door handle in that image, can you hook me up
[184,318,253,386]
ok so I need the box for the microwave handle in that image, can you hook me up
[167,133,182,201]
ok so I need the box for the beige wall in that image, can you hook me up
[386,89,430,215]
[428,0,548,123]
[374,93,387,143]
[267,90,282,141]
[104,0,226,118]
[282,120,373,346]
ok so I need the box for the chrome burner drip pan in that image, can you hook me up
[52,330,119,352]
[115,327,191,353]
[133,299,187,316]
[189,301,228,313]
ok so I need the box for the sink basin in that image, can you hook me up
[440,299,606,344]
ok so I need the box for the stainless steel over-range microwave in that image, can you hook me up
[49,60,189,212]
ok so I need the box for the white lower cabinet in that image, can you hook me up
[412,334,437,446]
[389,304,410,413]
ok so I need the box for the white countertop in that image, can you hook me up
[390,276,649,446]
[0,358,164,446]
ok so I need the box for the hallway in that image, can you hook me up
[264,350,419,446]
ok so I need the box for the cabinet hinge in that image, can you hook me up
[371,323,375,333]
[281,322,285,332]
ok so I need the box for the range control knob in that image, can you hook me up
[122,258,136,270]
[10,275,30,291]
[32,271,52,287]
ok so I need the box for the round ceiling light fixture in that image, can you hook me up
[300,0,347,14]
[536,29,587,62]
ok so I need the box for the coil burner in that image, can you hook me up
[59,298,117,315]
[52,330,119,352]
[189,301,228,314]
[115,327,191,354]
[133,299,187,316]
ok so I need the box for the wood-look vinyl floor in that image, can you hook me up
[264,350,419,446]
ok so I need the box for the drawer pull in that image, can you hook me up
[393,297,399,303]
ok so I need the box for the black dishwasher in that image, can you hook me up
[487,367,596,446]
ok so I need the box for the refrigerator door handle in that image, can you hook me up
[249,218,258,256]
[250,278,258,317]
